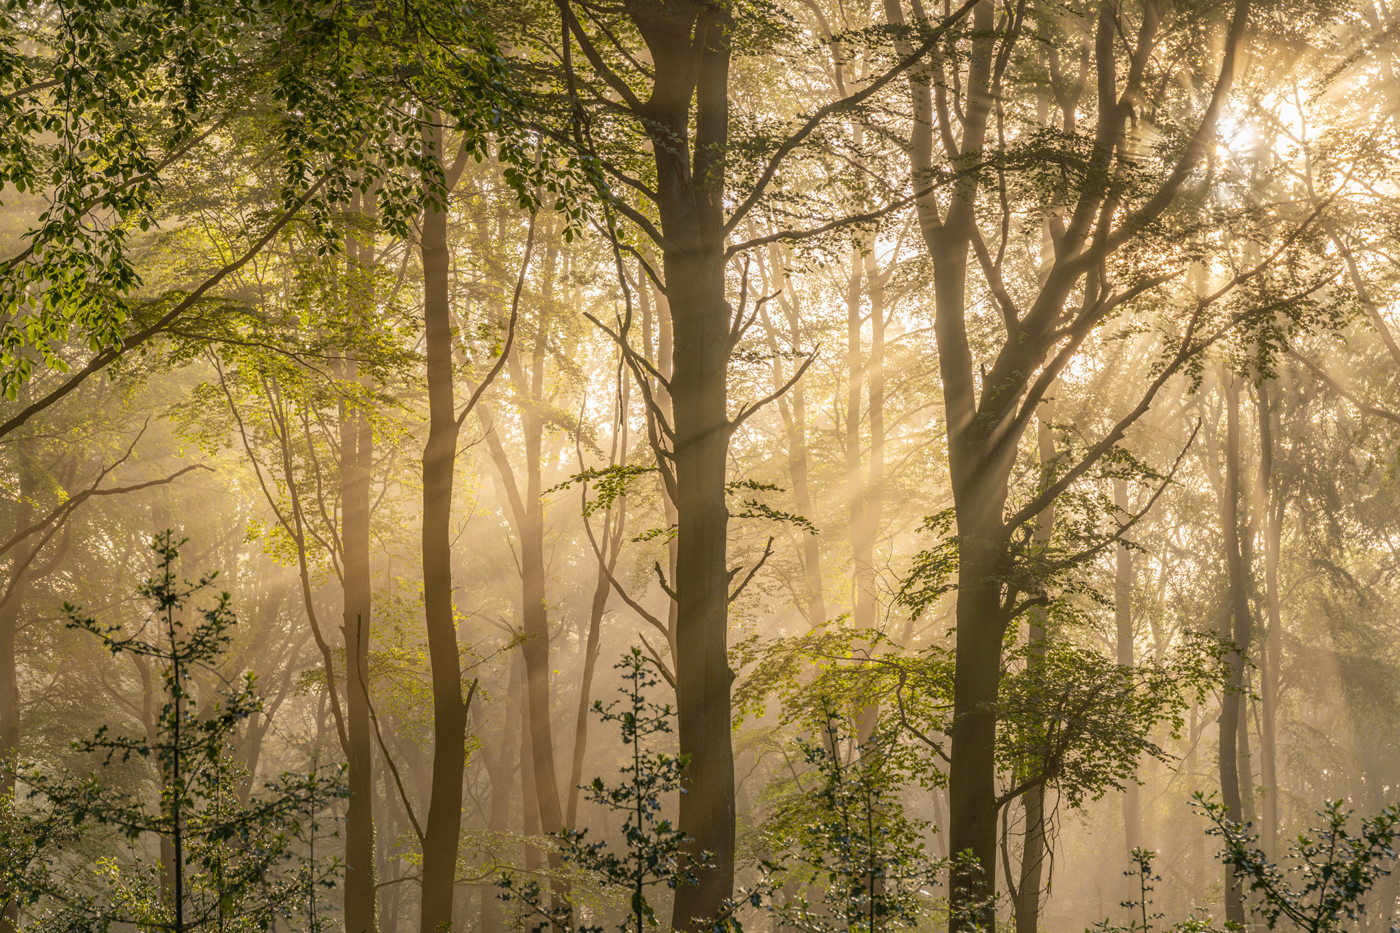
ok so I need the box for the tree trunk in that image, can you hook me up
[1015,397,1055,933]
[762,278,825,628]
[1115,478,1141,860]
[520,660,543,871]
[1255,383,1280,859]
[668,247,738,929]
[634,8,739,926]
[568,375,629,829]
[512,270,568,861]
[341,191,378,933]
[863,247,886,628]
[846,248,874,629]
[1219,374,1249,928]
[418,118,468,933]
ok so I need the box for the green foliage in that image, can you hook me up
[1095,801,1400,933]
[736,621,1227,807]
[997,635,1228,807]
[0,532,342,933]
[498,647,701,933]
[549,465,657,517]
[740,713,941,933]
[0,0,548,397]
[1203,795,1400,933]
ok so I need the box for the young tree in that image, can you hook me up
[0,533,341,933]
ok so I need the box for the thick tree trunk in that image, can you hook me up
[1219,375,1249,928]
[668,248,737,930]
[632,9,738,926]
[418,119,468,933]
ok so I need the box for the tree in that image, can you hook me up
[510,1,981,923]
[0,532,341,933]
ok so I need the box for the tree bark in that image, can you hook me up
[418,117,469,933]
[761,275,826,628]
[1015,396,1055,933]
[341,188,378,933]
[625,6,739,925]
[1219,374,1249,928]
[568,372,629,829]
[1115,479,1141,860]
[478,657,521,933]
[846,247,875,629]
[1255,383,1280,859]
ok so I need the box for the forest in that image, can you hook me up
[2,1,1400,932]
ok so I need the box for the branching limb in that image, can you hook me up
[728,537,775,604]
[730,349,820,431]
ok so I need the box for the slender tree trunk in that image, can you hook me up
[418,118,468,933]
[1256,383,1280,859]
[568,373,629,829]
[846,248,874,628]
[1115,479,1141,860]
[1016,397,1055,933]
[763,280,825,627]
[479,658,521,933]
[341,192,378,933]
[520,660,543,871]
[863,247,885,627]
[516,300,568,860]
[1219,374,1249,928]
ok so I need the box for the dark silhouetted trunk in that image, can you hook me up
[1256,383,1280,858]
[1219,375,1249,927]
[418,118,469,933]
[341,189,378,933]
[626,6,739,925]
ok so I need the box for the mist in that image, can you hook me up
[2,2,1400,933]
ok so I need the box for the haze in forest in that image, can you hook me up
[1,2,1398,933]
